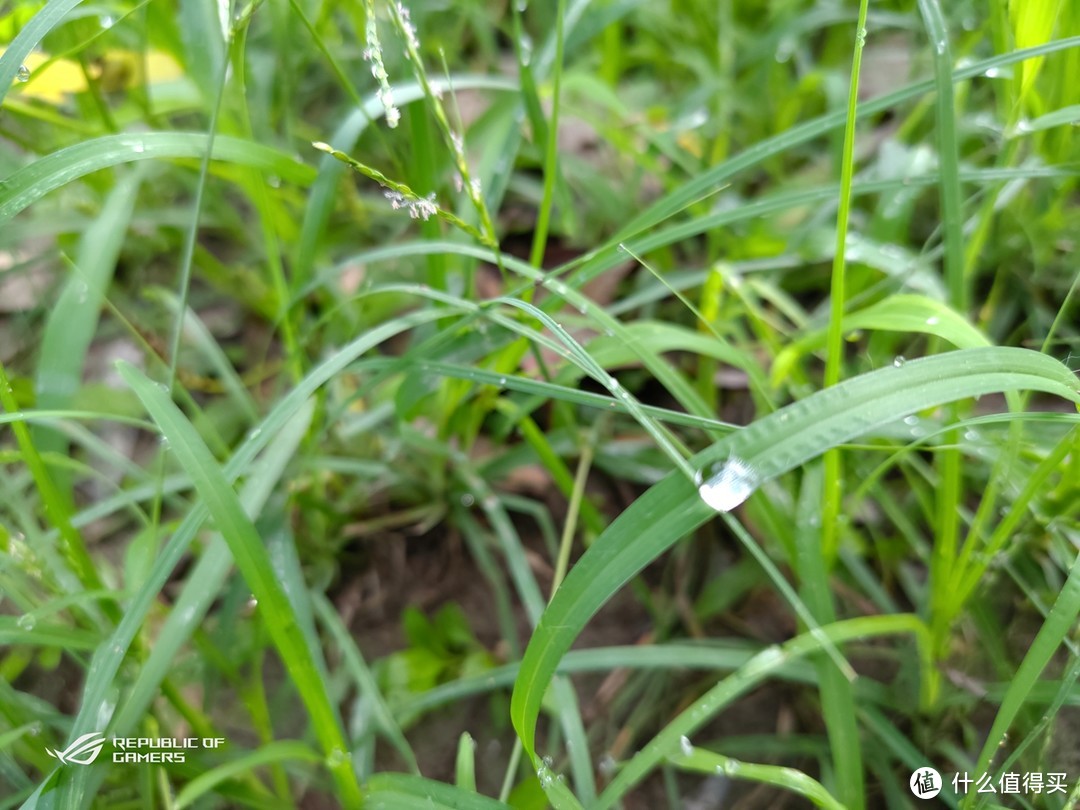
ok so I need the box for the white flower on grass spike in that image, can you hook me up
[697,456,761,512]
[363,2,400,127]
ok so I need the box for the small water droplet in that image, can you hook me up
[17,614,36,631]
[132,142,146,154]
[925,316,939,326]
[16,64,30,82]
[903,415,919,426]
[679,735,693,756]
[326,748,349,767]
[100,14,115,28]
[697,457,761,513]
[774,38,794,63]
[598,753,617,775]
[460,493,475,507]
[498,376,507,385]
[892,356,906,368]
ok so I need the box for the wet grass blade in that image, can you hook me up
[510,348,1080,762]
[0,0,83,108]
[117,363,362,804]
[596,615,929,807]
[0,133,315,225]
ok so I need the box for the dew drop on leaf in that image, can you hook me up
[697,457,760,512]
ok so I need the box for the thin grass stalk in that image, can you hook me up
[818,3,870,806]
[528,0,566,270]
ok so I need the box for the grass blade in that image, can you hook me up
[0,133,315,225]
[117,362,362,804]
[511,348,1080,761]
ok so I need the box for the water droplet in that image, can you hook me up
[855,27,867,47]
[892,356,906,368]
[516,0,528,12]
[903,415,919,426]
[17,614,36,631]
[498,376,507,385]
[248,426,262,440]
[984,67,1002,78]
[925,316,939,326]
[326,748,348,767]
[100,14,115,28]
[15,64,30,82]
[964,429,980,442]
[132,142,146,154]
[460,493,475,507]
[697,457,761,512]
[598,753,616,775]
[775,38,795,63]
[679,735,693,756]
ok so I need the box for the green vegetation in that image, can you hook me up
[2,0,1080,807]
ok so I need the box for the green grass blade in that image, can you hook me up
[0,0,83,108]
[596,615,928,808]
[312,592,419,774]
[455,733,476,793]
[117,362,362,805]
[110,400,315,736]
[365,773,512,810]
[174,741,323,809]
[0,133,315,225]
[29,308,455,806]
[510,347,1080,761]
[671,744,845,810]
[33,171,142,491]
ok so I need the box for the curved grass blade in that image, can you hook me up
[110,400,315,737]
[771,294,990,386]
[510,348,1080,761]
[34,171,142,493]
[0,0,84,108]
[0,133,315,225]
[117,363,362,805]
[670,744,845,810]
[20,307,464,810]
[174,741,322,809]
[596,615,929,808]
[365,774,512,809]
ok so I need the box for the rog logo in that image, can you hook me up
[45,732,107,765]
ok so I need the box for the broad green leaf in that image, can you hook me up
[510,348,1080,761]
